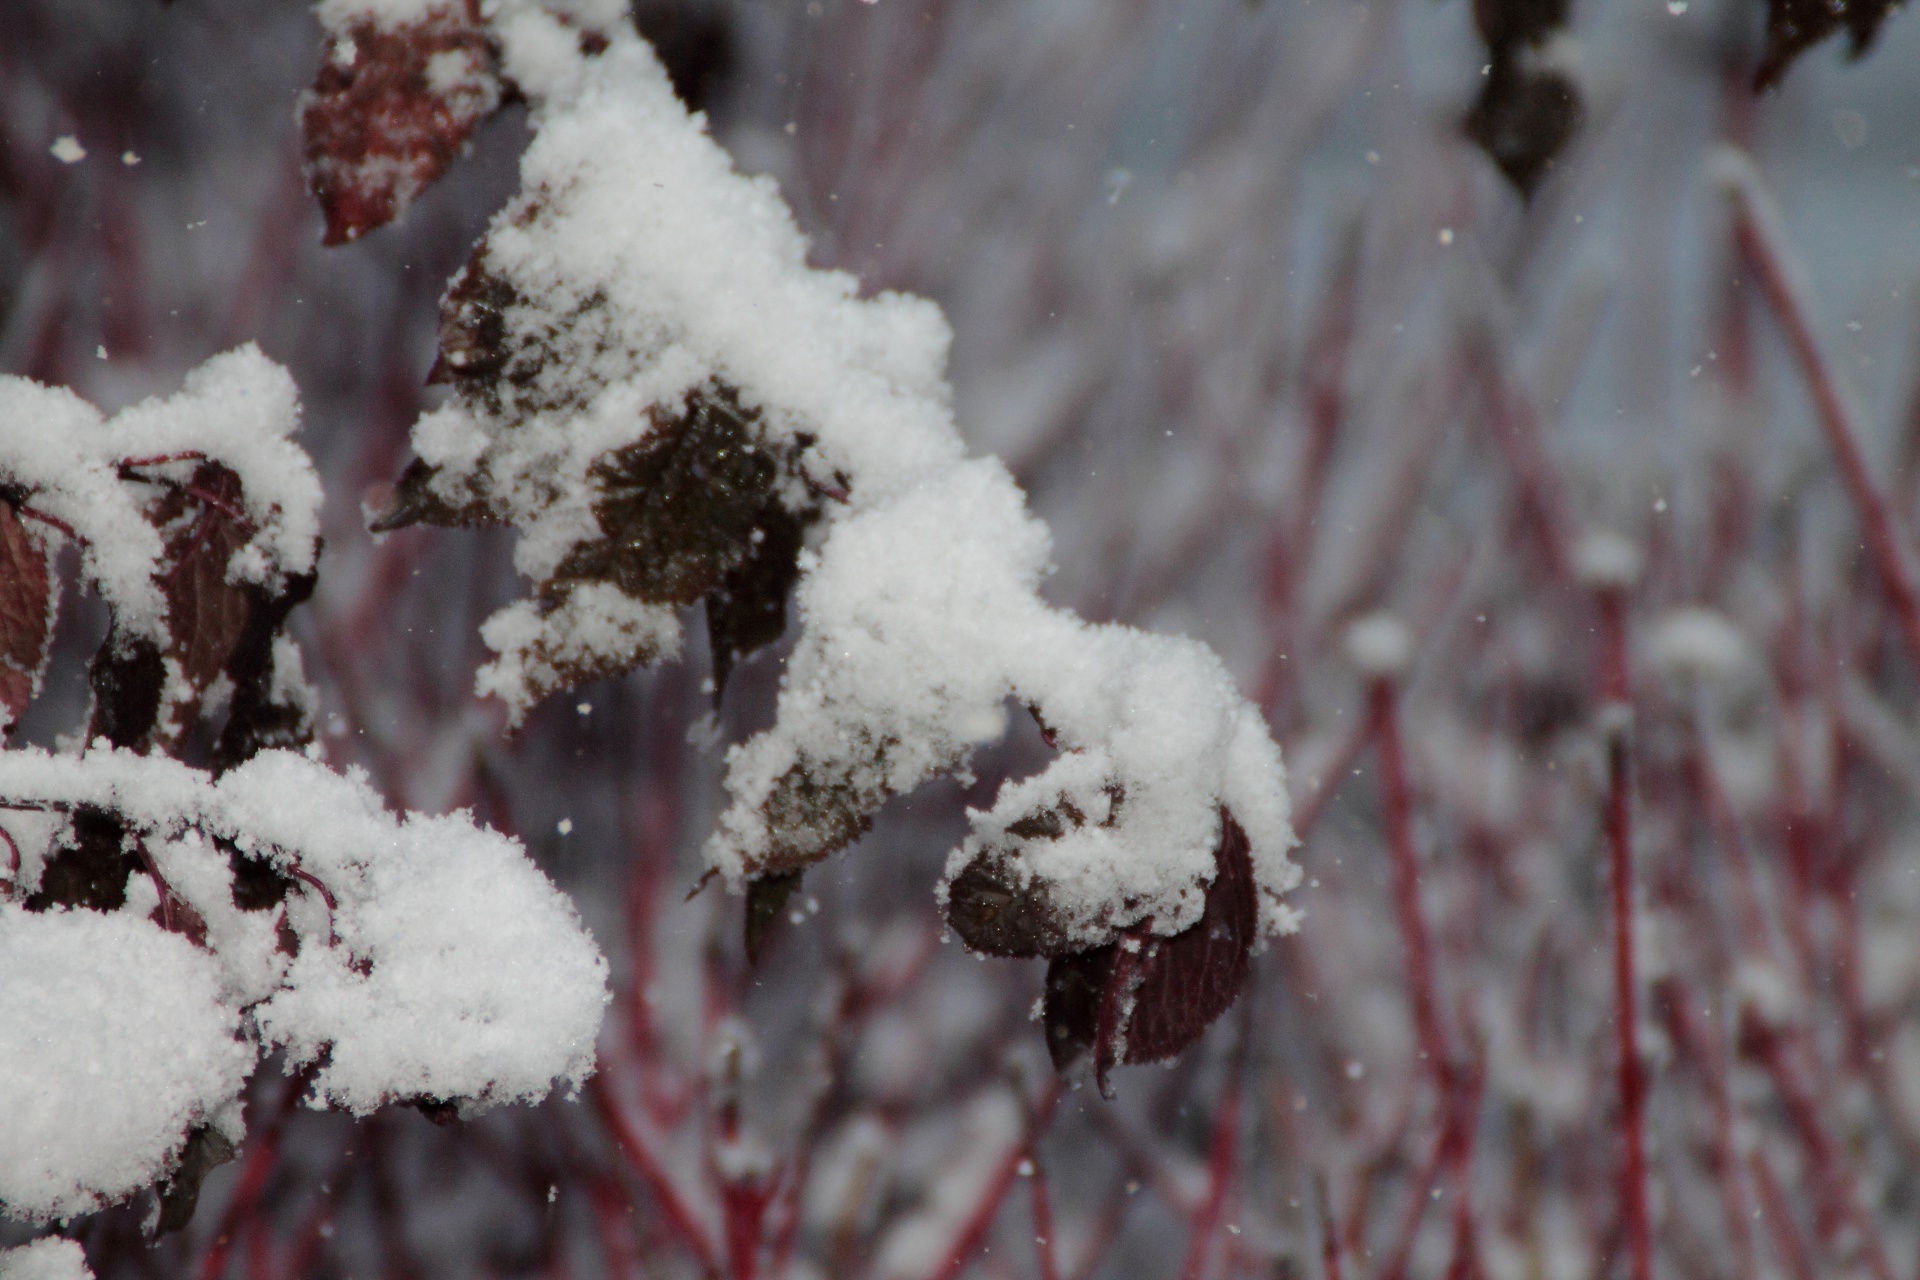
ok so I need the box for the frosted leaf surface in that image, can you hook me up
[0,904,251,1221]
[377,13,1300,981]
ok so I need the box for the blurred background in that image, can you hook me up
[6,0,1920,1276]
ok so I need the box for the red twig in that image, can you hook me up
[1596,585,1653,1280]
[588,1074,721,1272]
[16,505,76,539]
[1024,1147,1060,1280]
[1367,677,1453,1084]
[1177,1022,1248,1280]
[1724,153,1920,672]
[924,1084,1061,1280]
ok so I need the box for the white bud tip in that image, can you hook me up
[1574,530,1642,587]
[1344,612,1414,677]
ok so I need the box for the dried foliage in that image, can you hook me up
[301,7,503,245]
[1756,0,1906,90]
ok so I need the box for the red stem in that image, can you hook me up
[1368,678,1453,1084]
[1598,587,1653,1280]
[1728,167,1920,672]
[1025,1148,1060,1280]
[1176,1033,1246,1280]
[589,1074,721,1272]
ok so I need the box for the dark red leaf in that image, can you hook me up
[24,807,136,912]
[160,465,255,697]
[210,567,318,773]
[154,1126,236,1235]
[0,499,53,734]
[1755,0,1902,90]
[706,502,805,704]
[743,868,802,965]
[302,11,503,245]
[1041,812,1257,1092]
[87,634,167,750]
[1464,65,1583,200]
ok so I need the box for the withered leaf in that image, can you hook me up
[1471,0,1570,52]
[24,807,136,913]
[1758,0,1904,90]
[946,848,1076,960]
[87,635,166,751]
[369,457,500,533]
[631,0,737,113]
[945,785,1115,959]
[423,254,519,404]
[159,465,255,699]
[0,500,53,734]
[549,386,789,608]
[420,246,621,426]
[303,11,503,245]
[1041,812,1256,1092]
[1465,64,1583,199]
[706,502,805,704]
[211,568,319,774]
[753,754,884,878]
[743,868,803,965]
[154,1125,236,1235]
[1755,0,1903,90]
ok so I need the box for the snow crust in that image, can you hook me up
[400,15,1301,947]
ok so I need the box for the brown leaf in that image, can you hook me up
[0,500,53,734]
[1464,64,1582,199]
[154,1126,236,1234]
[24,807,136,912]
[211,568,319,774]
[1041,812,1257,1092]
[743,868,802,965]
[1755,0,1903,90]
[160,465,255,698]
[549,386,791,609]
[706,502,805,703]
[302,10,503,245]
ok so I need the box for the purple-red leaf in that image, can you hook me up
[1042,812,1257,1092]
[0,500,53,734]
[302,10,503,245]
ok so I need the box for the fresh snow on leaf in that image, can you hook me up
[0,746,610,1119]
[0,1238,95,1280]
[0,904,251,1221]
[381,12,1301,967]
[0,346,317,644]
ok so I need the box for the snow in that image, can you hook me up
[0,905,252,1221]
[1,741,609,1211]
[0,346,318,641]
[1645,606,1753,688]
[1344,612,1414,677]
[0,1240,93,1280]
[398,11,1301,950]
[1571,529,1642,587]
